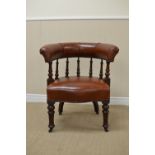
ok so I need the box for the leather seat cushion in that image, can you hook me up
[47,76,110,102]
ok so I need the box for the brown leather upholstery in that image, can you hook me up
[40,42,119,62]
[47,76,110,102]
[40,42,119,132]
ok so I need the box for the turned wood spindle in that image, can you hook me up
[55,59,59,80]
[99,59,103,79]
[105,61,110,85]
[89,57,93,77]
[65,57,69,78]
[47,61,54,85]
[77,57,80,77]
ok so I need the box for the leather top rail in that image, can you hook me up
[40,42,119,62]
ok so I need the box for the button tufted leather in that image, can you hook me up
[40,42,119,62]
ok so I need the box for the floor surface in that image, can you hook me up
[27,103,129,155]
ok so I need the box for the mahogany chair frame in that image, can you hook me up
[40,42,119,132]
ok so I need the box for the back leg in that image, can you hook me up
[93,101,99,114]
[58,102,64,115]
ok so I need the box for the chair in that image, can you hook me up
[40,42,119,132]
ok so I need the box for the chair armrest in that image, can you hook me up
[40,42,119,62]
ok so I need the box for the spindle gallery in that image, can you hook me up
[40,43,119,132]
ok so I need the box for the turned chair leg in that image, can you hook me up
[93,101,99,114]
[58,102,64,115]
[47,100,55,132]
[102,100,110,132]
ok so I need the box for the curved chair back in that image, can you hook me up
[40,42,119,85]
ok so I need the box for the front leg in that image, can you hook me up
[102,99,110,132]
[47,100,55,132]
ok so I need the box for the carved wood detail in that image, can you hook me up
[47,61,54,85]
[99,59,103,79]
[105,61,110,85]
[55,59,59,80]
[47,101,55,132]
[102,100,109,132]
